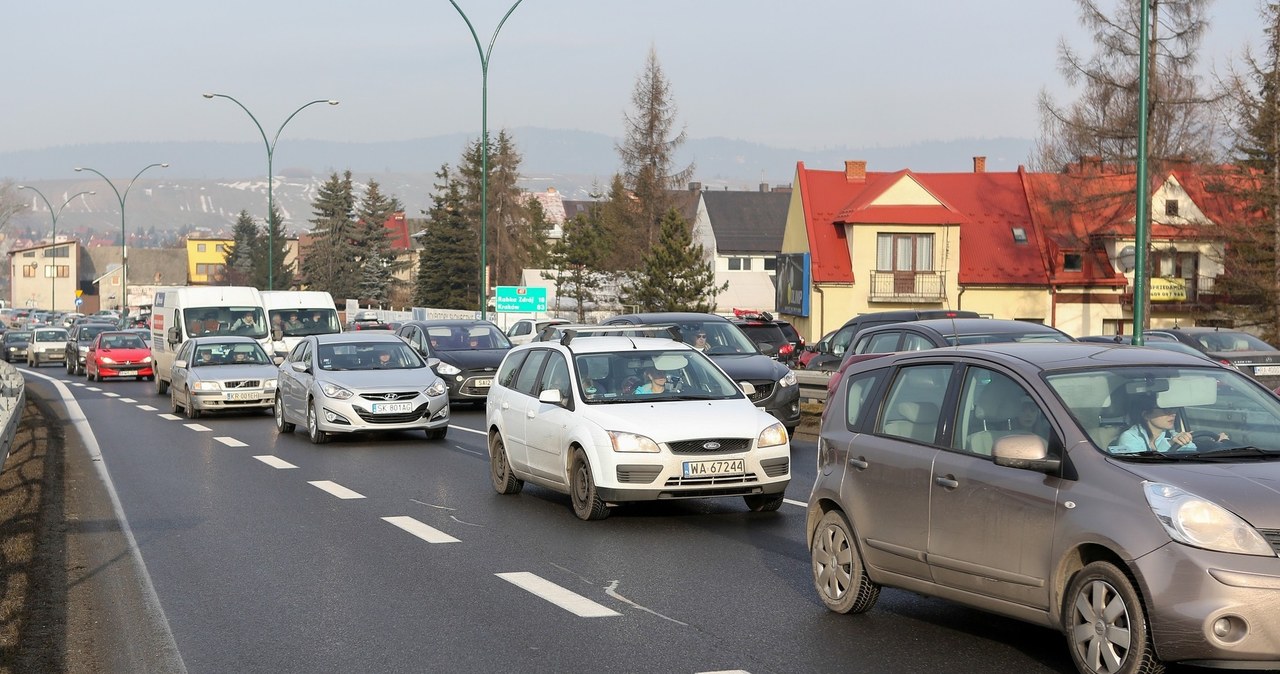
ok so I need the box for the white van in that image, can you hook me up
[151,286,268,394]
[259,290,341,359]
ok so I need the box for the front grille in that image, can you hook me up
[352,402,431,424]
[745,381,774,403]
[616,465,661,483]
[1260,529,1280,556]
[664,472,759,487]
[358,391,420,401]
[760,456,789,478]
[223,379,261,389]
[667,438,752,454]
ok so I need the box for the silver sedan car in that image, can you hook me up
[274,333,449,444]
[169,337,279,419]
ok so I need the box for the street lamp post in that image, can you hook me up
[75,163,169,325]
[203,93,339,291]
[448,0,525,320]
[16,186,95,314]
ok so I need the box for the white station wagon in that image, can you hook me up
[485,331,791,520]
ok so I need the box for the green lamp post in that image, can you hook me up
[202,93,339,291]
[74,163,169,324]
[16,186,95,313]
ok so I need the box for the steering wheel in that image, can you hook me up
[1191,430,1224,448]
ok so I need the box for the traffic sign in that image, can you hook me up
[494,286,547,313]
[75,297,83,306]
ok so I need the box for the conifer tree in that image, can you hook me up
[619,208,725,312]
[415,166,479,310]
[302,170,357,300]
[224,210,261,287]
[457,129,546,287]
[258,202,293,290]
[544,211,607,321]
[353,179,404,306]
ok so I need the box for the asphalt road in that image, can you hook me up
[15,364,1093,674]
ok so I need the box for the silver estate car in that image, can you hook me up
[274,333,449,444]
[809,342,1280,673]
[169,337,279,419]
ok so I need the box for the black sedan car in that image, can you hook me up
[1143,326,1280,388]
[603,312,801,435]
[395,319,512,405]
[3,330,30,363]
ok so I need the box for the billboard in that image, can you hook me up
[775,253,811,317]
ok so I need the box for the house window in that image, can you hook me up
[44,264,69,278]
[195,263,226,277]
[197,243,207,252]
[763,257,776,271]
[1165,199,1179,217]
[1063,253,1083,272]
[727,257,752,271]
[42,246,70,258]
[1012,227,1027,243]
[876,233,934,272]
[21,251,34,258]
[22,264,36,278]
[216,244,226,253]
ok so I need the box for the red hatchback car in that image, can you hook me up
[85,331,154,382]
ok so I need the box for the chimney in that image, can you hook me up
[759,182,770,192]
[688,181,702,192]
[845,160,866,183]
[973,156,986,173]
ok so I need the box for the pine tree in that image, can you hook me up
[415,166,479,310]
[457,129,544,287]
[224,210,262,287]
[620,208,725,312]
[543,212,607,321]
[258,202,293,290]
[353,179,404,306]
[301,170,358,300]
[615,47,695,263]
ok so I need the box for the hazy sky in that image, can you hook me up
[1,0,1266,156]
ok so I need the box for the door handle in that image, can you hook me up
[501,401,509,410]
[526,410,536,418]
[935,475,959,489]
[848,456,869,470]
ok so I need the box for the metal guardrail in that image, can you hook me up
[795,369,831,404]
[0,362,26,474]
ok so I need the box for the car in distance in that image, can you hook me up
[84,331,154,382]
[806,309,983,371]
[603,312,801,435]
[486,331,791,520]
[728,309,795,365]
[395,319,512,405]
[809,341,1280,673]
[168,337,277,418]
[506,317,571,346]
[3,330,30,363]
[26,327,68,367]
[65,320,119,375]
[1144,326,1280,387]
[274,332,450,444]
[344,310,393,331]
[1078,334,1221,362]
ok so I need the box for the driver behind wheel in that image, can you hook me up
[1112,394,1227,453]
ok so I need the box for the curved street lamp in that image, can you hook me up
[448,0,525,320]
[203,93,339,291]
[16,186,95,313]
[75,163,169,323]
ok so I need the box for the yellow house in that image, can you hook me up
[185,237,231,285]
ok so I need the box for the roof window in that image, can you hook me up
[1012,227,1027,243]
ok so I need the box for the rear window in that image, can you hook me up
[738,324,788,348]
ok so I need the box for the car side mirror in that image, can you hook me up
[739,381,757,396]
[272,355,285,366]
[992,434,1061,474]
[538,389,563,405]
[174,359,187,369]
[167,326,181,345]
[290,361,309,374]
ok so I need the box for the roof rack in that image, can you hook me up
[536,324,683,347]
[731,308,774,322]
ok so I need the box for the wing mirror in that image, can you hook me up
[538,389,564,405]
[174,359,188,369]
[739,381,757,396]
[289,361,309,374]
[992,434,1061,474]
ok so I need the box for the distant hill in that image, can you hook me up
[2,128,1034,235]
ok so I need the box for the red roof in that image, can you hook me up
[384,212,410,250]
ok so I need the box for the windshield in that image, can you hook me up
[5,332,30,343]
[99,333,148,350]
[1046,366,1280,457]
[574,349,744,403]
[1191,331,1277,353]
[644,320,758,355]
[270,308,340,337]
[317,342,425,370]
[425,324,512,351]
[34,329,67,342]
[184,306,268,340]
[78,324,113,343]
[192,341,272,366]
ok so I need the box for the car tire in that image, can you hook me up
[489,432,523,495]
[307,401,329,445]
[811,510,880,614]
[155,375,168,395]
[184,390,201,419]
[569,447,608,521]
[77,361,86,376]
[274,395,295,433]
[743,493,784,512]
[171,391,183,415]
[425,426,448,441]
[1064,561,1162,674]
[65,358,74,374]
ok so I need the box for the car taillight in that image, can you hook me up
[779,344,794,356]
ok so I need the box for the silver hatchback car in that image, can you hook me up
[274,333,449,444]
[808,342,1280,673]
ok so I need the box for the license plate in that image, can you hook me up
[1254,365,1280,376]
[226,391,261,401]
[372,402,413,414]
[682,459,746,477]
[473,378,492,388]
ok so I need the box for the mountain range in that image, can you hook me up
[2,127,1034,237]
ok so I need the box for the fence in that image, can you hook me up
[0,363,26,474]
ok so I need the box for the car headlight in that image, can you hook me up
[319,382,354,400]
[426,380,448,397]
[757,422,789,448]
[101,357,116,364]
[778,371,797,387]
[1143,482,1274,556]
[192,381,221,392]
[142,356,152,363]
[608,431,661,453]
[435,362,461,376]
[263,379,277,390]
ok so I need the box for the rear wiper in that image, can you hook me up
[1192,446,1280,460]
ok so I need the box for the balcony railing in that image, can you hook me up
[868,270,946,302]
[1122,275,1219,308]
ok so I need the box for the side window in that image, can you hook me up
[538,352,572,403]
[830,326,855,356]
[952,367,1049,456]
[291,341,311,365]
[844,370,885,430]
[877,364,953,444]
[513,349,550,396]
[496,350,530,388]
[509,322,529,337]
[901,333,934,351]
[859,332,901,354]
[176,340,193,362]
[404,327,427,354]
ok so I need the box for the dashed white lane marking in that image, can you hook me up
[382,516,460,543]
[119,397,137,403]
[215,436,247,447]
[184,423,211,432]
[137,405,157,411]
[254,455,296,469]
[87,387,101,392]
[158,414,181,421]
[453,425,485,436]
[784,498,807,508]
[102,392,120,398]
[308,481,365,499]
[697,670,751,674]
[495,572,621,618]
[72,382,86,387]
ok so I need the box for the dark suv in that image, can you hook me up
[1144,326,1280,388]
[604,312,801,434]
[728,311,794,365]
[64,320,118,375]
[806,309,982,371]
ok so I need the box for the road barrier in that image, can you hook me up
[0,363,25,474]
[795,369,831,404]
